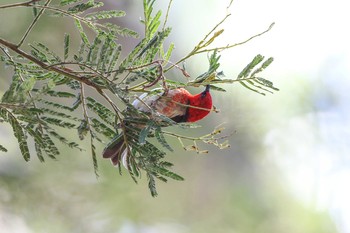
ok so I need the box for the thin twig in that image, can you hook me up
[162,0,173,31]
[0,0,39,9]
[166,17,274,72]
[80,82,99,176]
[17,0,52,48]
[201,14,231,47]
[165,13,231,71]
[80,83,91,127]
[195,22,275,54]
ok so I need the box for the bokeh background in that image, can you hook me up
[1,0,349,232]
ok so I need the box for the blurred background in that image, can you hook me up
[1,0,349,232]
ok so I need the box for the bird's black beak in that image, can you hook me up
[201,85,210,97]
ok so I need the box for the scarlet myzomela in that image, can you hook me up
[102,85,212,166]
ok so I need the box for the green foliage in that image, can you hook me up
[0,144,7,152]
[0,0,276,196]
[237,55,278,95]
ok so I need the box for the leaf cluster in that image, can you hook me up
[0,0,277,196]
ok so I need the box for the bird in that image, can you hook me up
[102,85,212,166]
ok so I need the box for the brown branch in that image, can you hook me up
[0,0,39,9]
[0,37,103,90]
[0,103,27,109]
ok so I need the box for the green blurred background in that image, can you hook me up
[1,0,349,232]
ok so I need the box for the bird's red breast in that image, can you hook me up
[186,86,212,122]
[133,86,212,123]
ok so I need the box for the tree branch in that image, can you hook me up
[0,0,40,9]
[0,37,103,90]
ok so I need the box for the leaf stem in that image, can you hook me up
[80,82,99,176]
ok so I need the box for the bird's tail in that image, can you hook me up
[102,133,126,166]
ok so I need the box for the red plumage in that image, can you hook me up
[132,85,212,122]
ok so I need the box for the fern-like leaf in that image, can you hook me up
[8,112,30,161]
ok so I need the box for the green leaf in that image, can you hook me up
[237,54,264,79]
[91,118,115,138]
[0,144,8,152]
[250,57,274,77]
[30,45,50,63]
[138,28,172,62]
[86,97,115,126]
[164,42,174,61]
[41,117,76,128]
[64,34,70,61]
[104,23,138,38]
[147,11,162,39]
[25,126,45,162]
[33,130,45,161]
[97,35,112,70]
[32,7,38,17]
[74,19,90,45]
[34,42,62,63]
[151,167,184,181]
[130,154,141,178]
[60,0,82,6]
[34,141,44,162]
[47,130,81,151]
[107,44,122,74]
[155,126,173,151]
[124,74,140,85]
[236,55,277,95]
[68,1,100,14]
[77,119,89,140]
[209,85,226,92]
[239,80,266,96]
[29,42,62,64]
[40,100,74,112]
[19,76,36,94]
[139,121,154,145]
[40,108,80,121]
[193,50,221,84]
[255,77,279,91]
[86,32,105,67]
[90,139,99,177]
[42,133,60,159]
[43,90,76,98]
[85,10,126,20]
[119,39,147,69]
[147,172,158,197]
[8,113,30,161]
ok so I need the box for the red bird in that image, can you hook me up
[103,85,212,165]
